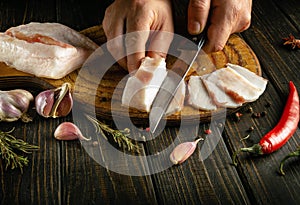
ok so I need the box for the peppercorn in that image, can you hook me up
[265,101,272,108]
[247,107,253,113]
[261,111,267,117]
[252,112,261,118]
[248,126,255,132]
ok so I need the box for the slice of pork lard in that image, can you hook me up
[226,63,268,93]
[202,76,242,108]
[165,80,186,115]
[205,67,265,104]
[187,76,217,110]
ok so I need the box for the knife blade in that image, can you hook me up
[149,33,206,133]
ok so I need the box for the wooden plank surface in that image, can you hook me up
[224,83,300,204]
[227,0,300,204]
[0,0,299,205]
[145,123,250,204]
[242,0,300,93]
[0,1,157,205]
[59,117,157,205]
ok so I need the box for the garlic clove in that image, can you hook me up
[35,89,55,117]
[52,85,73,117]
[170,138,201,165]
[35,83,73,118]
[7,89,34,112]
[0,89,33,122]
[0,101,22,122]
[54,122,90,141]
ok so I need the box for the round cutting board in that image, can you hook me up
[0,25,261,125]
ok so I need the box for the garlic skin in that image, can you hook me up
[0,89,33,122]
[170,139,201,165]
[54,122,90,141]
[35,83,73,118]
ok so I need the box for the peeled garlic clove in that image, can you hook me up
[35,83,73,118]
[170,138,201,165]
[54,90,73,117]
[54,122,90,141]
[0,89,33,122]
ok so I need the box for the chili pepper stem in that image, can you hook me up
[279,150,300,176]
[232,144,263,166]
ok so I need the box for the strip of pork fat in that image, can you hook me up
[188,76,217,110]
[205,67,264,104]
[226,63,268,93]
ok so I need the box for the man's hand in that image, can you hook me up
[103,0,174,73]
[188,0,252,52]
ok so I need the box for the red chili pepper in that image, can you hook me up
[233,81,299,166]
[279,146,300,175]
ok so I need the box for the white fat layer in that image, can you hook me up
[226,63,268,92]
[0,23,98,79]
[205,67,262,103]
[188,76,217,110]
[123,60,268,112]
[122,57,186,114]
[6,22,98,50]
[122,57,167,112]
[166,81,186,115]
[202,78,242,108]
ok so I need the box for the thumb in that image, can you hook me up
[188,0,210,35]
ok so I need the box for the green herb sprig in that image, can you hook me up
[0,128,39,172]
[86,115,140,153]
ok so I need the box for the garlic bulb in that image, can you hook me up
[54,122,90,141]
[35,83,73,118]
[0,89,34,122]
[170,138,201,165]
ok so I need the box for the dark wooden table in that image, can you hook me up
[0,0,300,204]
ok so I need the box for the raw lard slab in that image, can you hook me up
[0,22,98,79]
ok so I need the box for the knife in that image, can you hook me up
[149,33,206,133]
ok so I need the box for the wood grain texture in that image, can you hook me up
[59,121,157,205]
[144,123,251,205]
[0,82,61,205]
[224,82,300,204]
[241,0,300,95]
[224,0,300,204]
[0,0,300,205]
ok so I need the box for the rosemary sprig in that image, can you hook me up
[0,128,39,172]
[86,115,140,153]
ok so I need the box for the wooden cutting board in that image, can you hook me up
[0,25,261,125]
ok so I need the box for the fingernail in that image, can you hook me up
[189,21,201,35]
